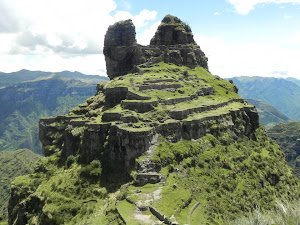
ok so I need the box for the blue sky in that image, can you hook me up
[1,0,300,78]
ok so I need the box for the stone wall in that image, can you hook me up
[39,104,258,167]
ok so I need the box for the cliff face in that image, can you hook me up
[8,15,299,225]
[104,15,208,79]
[38,65,258,169]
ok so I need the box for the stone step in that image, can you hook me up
[139,83,182,91]
[169,98,244,120]
[135,173,166,186]
[121,99,158,113]
[143,78,174,84]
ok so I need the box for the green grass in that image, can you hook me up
[185,102,253,121]
[117,200,139,225]
[0,149,41,224]
[267,121,300,179]
[226,199,300,225]
[10,155,125,225]
[153,174,192,223]
[148,127,299,223]
[8,63,300,224]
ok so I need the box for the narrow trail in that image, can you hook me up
[187,202,200,225]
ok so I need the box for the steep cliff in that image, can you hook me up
[8,15,299,225]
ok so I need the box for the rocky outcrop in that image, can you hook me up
[104,15,208,79]
[103,20,138,79]
[150,15,196,46]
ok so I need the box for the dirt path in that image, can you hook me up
[187,202,200,225]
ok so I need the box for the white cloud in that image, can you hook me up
[0,0,158,75]
[285,30,300,43]
[112,9,157,29]
[195,34,300,78]
[137,21,160,45]
[214,11,220,16]
[0,0,118,56]
[227,0,300,15]
[133,9,157,28]
[284,14,293,19]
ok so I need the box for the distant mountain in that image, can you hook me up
[267,122,300,179]
[0,149,41,221]
[0,74,108,153]
[246,99,292,129]
[228,76,300,121]
[285,77,300,87]
[0,69,108,87]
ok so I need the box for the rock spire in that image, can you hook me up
[104,15,208,79]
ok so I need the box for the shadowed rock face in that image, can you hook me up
[103,20,138,79]
[104,15,208,79]
[104,19,136,47]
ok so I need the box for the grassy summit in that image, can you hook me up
[8,63,299,225]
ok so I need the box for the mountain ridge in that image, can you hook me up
[0,74,107,153]
[0,69,108,87]
[228,76,300,121]
[245,99,292,129]
[7,15,299,225]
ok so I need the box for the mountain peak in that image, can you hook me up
[150,14,196,46]
[103,14,208,79]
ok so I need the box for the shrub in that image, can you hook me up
[80,160,102,180]
[66,155,76,168]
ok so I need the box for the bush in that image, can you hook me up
[66,155,76,168]
[80,160,102,180]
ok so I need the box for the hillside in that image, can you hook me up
[267,122,300,179]
[0,149,41,223]
[245,99,292,129]
[0,75,108,154]
[0,70,107,87]
[229,76,300,121]
[286,77,300,87]
[8,15,299,225]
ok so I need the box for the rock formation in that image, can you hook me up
[104,15,208,79]
[103,20,138,78]
[8,15,299,225]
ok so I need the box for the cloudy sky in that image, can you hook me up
[1,0,300,78]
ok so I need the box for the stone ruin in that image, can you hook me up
[103,14,208,79]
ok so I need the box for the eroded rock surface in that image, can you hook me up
[104,15,208,79]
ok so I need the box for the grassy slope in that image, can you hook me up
[229,76,300,121]
[267,122,300,179]
[9,63,300,225]
[146,128,299,224]
[246,99,292,129]
[0,149,41,223]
